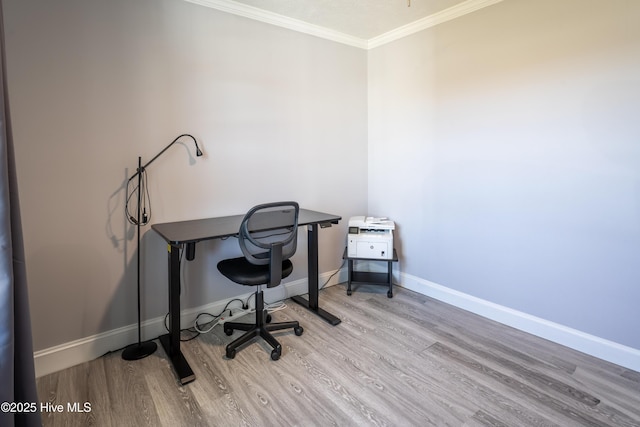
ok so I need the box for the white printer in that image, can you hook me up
[347,216,395,259]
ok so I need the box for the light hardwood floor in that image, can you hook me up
[37,284,640,426]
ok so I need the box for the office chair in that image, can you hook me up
[217,201,304,360]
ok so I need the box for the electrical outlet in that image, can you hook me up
[218,309,253,325]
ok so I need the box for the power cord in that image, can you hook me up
[191,293,289,336]
[125,167,152,225]
[191,297,251,334]
[319,259,345,290]
[163,313,200,342]
[163,297,248,340]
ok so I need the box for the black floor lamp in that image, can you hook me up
[122,134,204,360]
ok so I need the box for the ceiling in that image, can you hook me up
[184,0,503,48]
[228,0,468,40]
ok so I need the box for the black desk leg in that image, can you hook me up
[291,224,341,325]
[159,244,195,385]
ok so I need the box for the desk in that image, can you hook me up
[152,208,342,384]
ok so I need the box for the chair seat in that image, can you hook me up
[217,257,293,286]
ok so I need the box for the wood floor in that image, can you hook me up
[37,284,640,426]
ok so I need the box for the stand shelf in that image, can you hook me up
[343,248,398,298]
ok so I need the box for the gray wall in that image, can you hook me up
[368,0,640,349]
[4,0,368,351]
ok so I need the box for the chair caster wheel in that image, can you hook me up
[294,326,304,336]
[271,348,281,361]
[387,290,393,298]
[224,326,233,336]
[226,348,236,359]
[347,289,352,296]
[266,313,272,323]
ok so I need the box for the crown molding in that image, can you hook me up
[183,0,368,49]
[367,0,504,49]
[183,0,504,50]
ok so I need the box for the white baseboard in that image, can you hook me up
[34,268,639,376]
[398,272,640,373]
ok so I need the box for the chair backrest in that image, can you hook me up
[239,201,299,287]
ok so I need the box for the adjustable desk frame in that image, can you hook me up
[152,209,341,384]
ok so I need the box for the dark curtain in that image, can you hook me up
[0,1,42,426]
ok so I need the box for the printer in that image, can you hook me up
[347,216,395,260]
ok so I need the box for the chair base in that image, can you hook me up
[223,290,303,360]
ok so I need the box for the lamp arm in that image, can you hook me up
[127,134,202,181]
